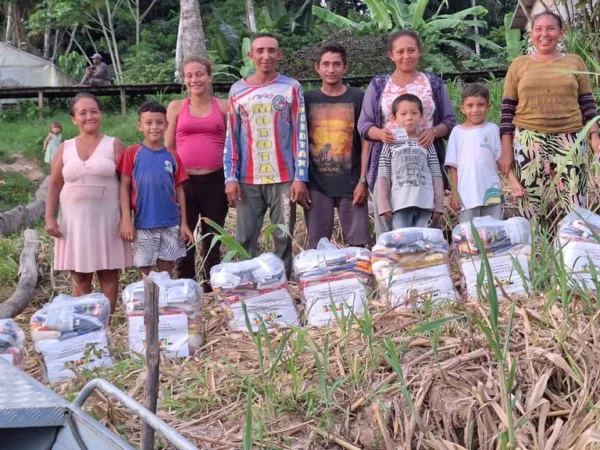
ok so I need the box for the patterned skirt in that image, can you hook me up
[513,128,588,231]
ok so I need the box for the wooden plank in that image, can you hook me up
[0,70,509,100]
[141,276,160,450]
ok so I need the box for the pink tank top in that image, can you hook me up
[175,97,226,170]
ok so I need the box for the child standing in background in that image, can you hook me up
[43,122,62,164]
[377,94,444,229]
[445,84,524,222]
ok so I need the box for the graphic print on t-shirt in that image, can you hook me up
[393,144,428,187]
[308,103,354,174]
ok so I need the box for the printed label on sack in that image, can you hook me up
[34,330,112,383]
[303,278,368,327]
[225,289,300,332]
[128,313,190,358]
[462,254,530,298]
[385,263,456,307]
[0,353,14,365]
[44,308,75,332]
[562,241,600,290]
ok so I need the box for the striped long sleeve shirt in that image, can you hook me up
[224,75,309,185]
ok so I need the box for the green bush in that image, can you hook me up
[121,43,175,85]
[0,172,35,211]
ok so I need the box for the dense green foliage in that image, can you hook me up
[3,0,520,84]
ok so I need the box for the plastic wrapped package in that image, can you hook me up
[30,293,110,343]
[30,293,112,382]
[34,330,112,383]
[122,271,204,357]
[0,319,25,368]
[293,238,373,327]
[453,217,531,298]
[211,253,300,332]
[373,228,457,307]
[556,207,600,291]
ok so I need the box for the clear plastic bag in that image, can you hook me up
[453,217,531,298]
[30,293,113,382]
[211,253,300,331]
[0,319,25,368]
[557,207,600,291]
[122,271,203,357]
[30,293,110,343]
[373,228,456,307]
[452,216,531,258]
[293,239,373,327]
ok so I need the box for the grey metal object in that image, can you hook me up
[74,378,198,450]
[0,358,68,428]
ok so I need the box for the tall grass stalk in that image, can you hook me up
[469,222,517,449]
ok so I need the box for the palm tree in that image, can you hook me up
[179,0,207,61]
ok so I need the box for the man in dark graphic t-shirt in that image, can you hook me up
[304,44,370,248]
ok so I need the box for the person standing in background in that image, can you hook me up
[358,30,455,237]
[224,33,310,277]
[304,44,370,248]
[500,11,600,230]
[165,57,228,292]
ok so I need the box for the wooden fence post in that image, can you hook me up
[120,88,127,115]
[38,91,44,119]
[141,276,160,450]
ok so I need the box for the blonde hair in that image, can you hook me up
[182,57,212,77]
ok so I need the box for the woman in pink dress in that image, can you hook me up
[45,93,132,312]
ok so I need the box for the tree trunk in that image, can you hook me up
[104,0,123,81]
[179,0,207,60]
[4,2,13,44]
[246,0,257,33]
[471,0,480,56]
[43,25,51,59]
[0,177,49,237]
[175,12,183,81]
[135,0,140,46]
[65,24,77,55]
[0,230,40,319]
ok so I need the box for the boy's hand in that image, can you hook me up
[450,193,461,212]
[432,211,442,222]
[225,181,241,207]
[120,219,135,242]
[352,182,368,205]
[382,211,393,218]
[180,225,195,245]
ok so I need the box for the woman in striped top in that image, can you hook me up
[499,11,600,230]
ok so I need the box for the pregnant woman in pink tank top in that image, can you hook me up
[165,57,228,291]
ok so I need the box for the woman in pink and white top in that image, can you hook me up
[165,57,228,291]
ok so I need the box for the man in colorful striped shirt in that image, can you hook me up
[224,33,310,276]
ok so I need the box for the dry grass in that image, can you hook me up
[4,181,600,449]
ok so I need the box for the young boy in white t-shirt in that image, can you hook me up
[445,84,524,222]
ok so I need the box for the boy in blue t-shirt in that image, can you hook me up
[118,101,194,275]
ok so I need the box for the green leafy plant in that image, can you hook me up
[312,0,502,72]
[57,52,87,81]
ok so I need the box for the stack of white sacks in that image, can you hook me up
[122,271,203,358]
[211,253,300,332]
[30,294,112,382]
[0,318,25,368]
[372,228,456,307]
[453,216,531,298]
[293,238,373,326]
[556,207,600,292]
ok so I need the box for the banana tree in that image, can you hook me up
[312,0,503,72]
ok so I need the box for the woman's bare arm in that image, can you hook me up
[165,100,183,149]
